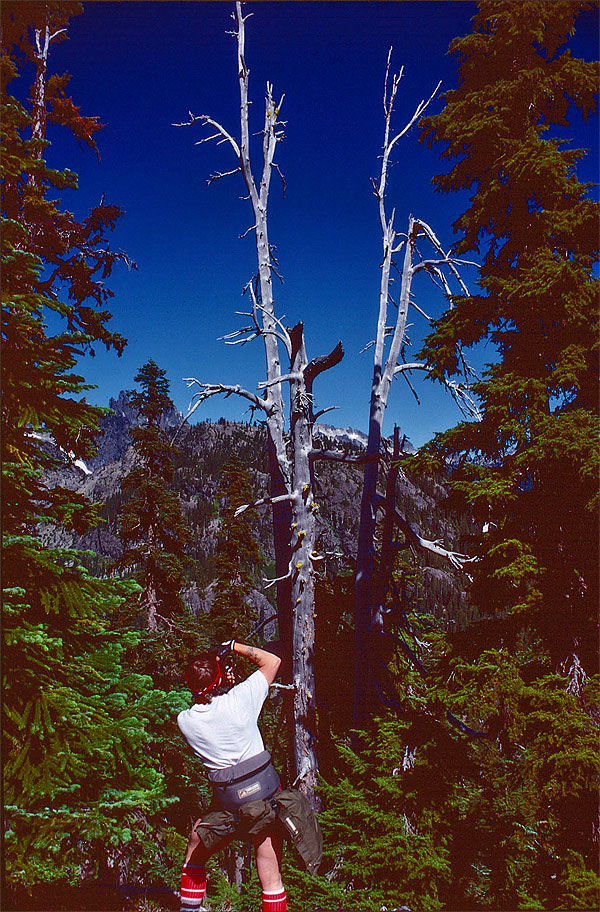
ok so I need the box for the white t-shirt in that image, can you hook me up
[177,669,269,771]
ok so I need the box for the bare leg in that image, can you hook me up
[184,819,209,865]
[180,820,209,911]
[251,829,284,892]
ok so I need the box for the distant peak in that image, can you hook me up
[108,390,183,428]
[314,423,416,454]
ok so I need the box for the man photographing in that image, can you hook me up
[177,640,287,912]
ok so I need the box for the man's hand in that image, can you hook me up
[207,639,235,659]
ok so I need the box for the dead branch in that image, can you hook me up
[207,166,242,185]
[313,405,339,421]
[304,341,345,388]
[360,327,395,353]
[239,223,257,239]
[272,162,286,197]
[246,284,293,357]
[393,361,429,375]
[174,111,242,160]
[234,491,299,517]
[390,361,481,419]
[263,567,293,590]
[445,379,483,421]
[183,379,272,418]
[394,510,476,570]
[257,372,303,388]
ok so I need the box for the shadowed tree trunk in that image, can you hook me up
[353,52,478,730]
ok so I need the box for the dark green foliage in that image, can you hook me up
[170,420,270,587]
[210,453,263,640]
[3,561,189,893]
[318,722,450,911]
[387,4,600,906]
[0,8,189,906]
[314,575,356,761]
[116,360,192,628]
[316,636,599,911]
[416,1,599,672]
[1,2,129,508]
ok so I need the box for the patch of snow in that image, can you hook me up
[25,430,92,474]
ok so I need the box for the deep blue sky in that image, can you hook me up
[40,1,598,446]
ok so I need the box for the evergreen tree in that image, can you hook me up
[117,360,192,630]
[417,1,599,679]
[394,5,600,906]
[317,634,599,911]
[1,0,129,531]
[210,453,262,641]
[2,7,189,906]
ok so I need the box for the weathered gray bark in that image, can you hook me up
[287,324,343,796]
[141,524,160,631]
[176,3,292,659]
[254,326,343,805]
[177,3,342,809]
[30,15,65,147]
[353,54,478,729]
[28,14,67,183]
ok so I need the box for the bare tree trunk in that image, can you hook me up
[353,217,416,727]
[178,3,343,809]
[253,324,342,809]
[145,580,159,632]
[29,13,67,172]
[286,323,343,802]
[375,426,404,623]
[289,335,319,798]
[145,524,159,631]
[235,6,292,666]
[31,25,48,150]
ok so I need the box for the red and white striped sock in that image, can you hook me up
[180,862,206,910]
[262,887,287,911]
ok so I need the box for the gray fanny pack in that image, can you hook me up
[208,750,280,811]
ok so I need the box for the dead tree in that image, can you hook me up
[175,2,342,809]
[353,52,480,729]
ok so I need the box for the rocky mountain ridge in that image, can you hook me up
[78,392,417,473]
[41,392,471,623]
[87,390,184,470]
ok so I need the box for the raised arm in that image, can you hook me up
[233,641,281,686]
